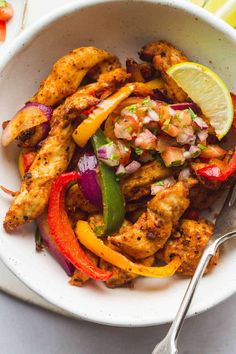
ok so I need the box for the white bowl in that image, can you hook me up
[1,0,236,327]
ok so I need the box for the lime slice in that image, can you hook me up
[167,62,234,140]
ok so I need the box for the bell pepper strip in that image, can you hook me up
[0,20,6,42]
[18,149,37,178]
[72,83,135,147]
[197,151,236,181]
[48,172,112,281]
[145,78,164,90]
[75,220,182,278]
[92,129,125,234]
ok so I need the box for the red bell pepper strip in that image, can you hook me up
[0,2,13,22]
[0,20,6,42]
[48,172,112,281]
[197,152,236,181]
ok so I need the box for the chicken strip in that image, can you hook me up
[4,69,129,231]
[121,160,170,201]
[31,47,115,106]
[139,41,188,102]
[109,179,197,259]
[163,219,219,276]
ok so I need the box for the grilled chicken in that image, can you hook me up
[109,179,197,259]
[139,41,188,102]
[163,219,219,276]
[31,47,116,106]
[4,69,130,231]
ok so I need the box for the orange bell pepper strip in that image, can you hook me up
[0,2,14,22]
[75,220,182,278]
[48,172,112,281]
[72,83,135,147]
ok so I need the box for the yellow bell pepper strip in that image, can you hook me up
[72,83,135,147]
[145,78,164,90]
[48,172,112,281]
[92,129,125,234]
[75,220,183,278]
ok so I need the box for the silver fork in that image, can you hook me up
[152,184,236,354]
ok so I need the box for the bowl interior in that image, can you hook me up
[1,0,236,326]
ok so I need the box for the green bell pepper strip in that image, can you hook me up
[91,129,125,234]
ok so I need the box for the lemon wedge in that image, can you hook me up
[167,62,234,140]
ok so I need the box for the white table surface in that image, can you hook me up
[1,1,236,353]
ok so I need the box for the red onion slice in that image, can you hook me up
[125,160,141,174]
[2,102,53,147]
[37,212,74,276]
[78,152,103,209]
[170,102,199,113]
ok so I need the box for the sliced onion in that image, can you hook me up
[178,168,191,181]
[116,164,126,176]
[170,102,199,113]
[197,130,208,142]
[125,160,141,174]
[189,145,201,157]
[97,142,120,167]
[194,117,208,130]
[2,102,53,147]
[78,152,103,209]
[176,127,196,145]
[0,185,17,196]
[151,177,176,195]
[37,212,74,276]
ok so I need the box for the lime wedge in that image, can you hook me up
[167,62,234,140]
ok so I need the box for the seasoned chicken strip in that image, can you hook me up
[109,179,197,259]
[121,160,170,201]
[31,47,115,106]
[4,69,130,231]
[163,219,219,276]
[139,41,188,102]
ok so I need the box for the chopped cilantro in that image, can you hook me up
[176,114,182,123]
[171,160,184,167]
[198,143,207,151]
[135,147,143,155]
[142,97,151,106]
[80,113,87,120]
[188,108,196,121]
[94,225,105,237]
[163,119,170,131]
[125,104,137,113]
[155,180,165,186]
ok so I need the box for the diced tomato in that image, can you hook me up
[231,93,236,133]
[0,20,6,42]
[172,110,192,128]
[117,140,131,165]
[0,2,13,22]
[134,129,157,150]
[114,115,140,141]
[161,147,185,167]
[162,122,180,137]
[200,145,227,159]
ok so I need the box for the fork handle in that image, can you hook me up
[152,246,213,354]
